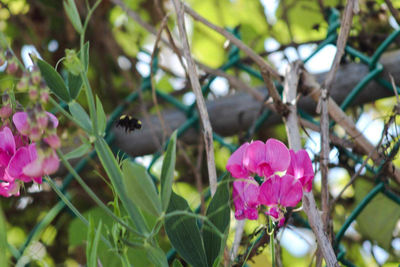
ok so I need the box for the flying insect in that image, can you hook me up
[116,115,142,133]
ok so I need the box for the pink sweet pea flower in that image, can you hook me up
[243,139,290,178]
[0,127,16,171]
[6,143,40,183]
[232,177,259,220]
[287,149,314,192]
[13,112,30,136]
[0,180,20,197]
[23,149,59,179]
[258,174,303,207]
[226,142,250,178]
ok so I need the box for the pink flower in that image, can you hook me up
[243,139,290,178]
[13,112,30,136]
[232,177,259,220]
[6,143,40,183]
[287,150,314,192]
[258,174,303,208]
[44,134,61,149]
[0,181,20,197]
[23,149,59,179]
[226,142,250,178]
[0,104,12,119]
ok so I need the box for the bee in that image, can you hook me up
[116,115,142,133]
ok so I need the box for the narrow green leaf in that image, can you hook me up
[67,73,82,99]
[146,245,168,267]
[165,192,208,267]
[69,101,92,133]
[96,95,106,136]
[89,221,102,267]
[0,204,8,267]
[63,0,83,33]
[37,59,71,102]
[94,138,149,234]
[160,130,177,211]
[122,160,161,217]
[86,216,95,264]
[203,174,230,267]
[64,143,91,160]
[172,259,184,267]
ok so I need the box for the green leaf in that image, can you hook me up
[69,101,92,133]
[67,73,82,100]
[122,160,161,217]
[89,221,102,267]
[172,259,184,267]
[63,0,83,33]
[165,192,208,267]
[160,130,177,211]
[0,204,8,267]
[37,59,71,102]
[64,143,91,160]
[96,95,106,136]
[355,180,400,250]
[146,245,168,267]
[94,138,149,234]
[202,174,230,267]
[86,216,95,266]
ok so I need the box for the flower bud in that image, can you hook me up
[44,134,60,149]
[0,104,12,119]
[6,60,18,74]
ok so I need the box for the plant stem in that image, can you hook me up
[56,149,145,238]
[269,217,275,267]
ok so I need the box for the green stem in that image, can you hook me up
[270,226,275,267]
[56,149,145,238]
[79,0,101,135]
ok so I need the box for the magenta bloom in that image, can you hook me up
[243,139,290,178]
[13,111,59,137]
[258,174,303,207]
[232,177,259,220]
[23,149,59,179]
[6,143,41,183]
[0,127,16,179]
[287,149,314,192]
[266,206,285,227]
[0,181,20,197]
[226,142,250,178]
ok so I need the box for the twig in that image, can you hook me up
[182,3,281,81]
[172,0,218,195]
[302,71,400,184]
[150,16,169,145]
[319,2,356,252]
[283,62,339,267]
[195,137,205,214]
[385,0,400,25]
[230,219,245,263]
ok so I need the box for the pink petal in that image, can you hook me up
[0,127,15,166]
[0,181,20,197]
[23,159,43,178]
[6,147,32,182]
[243,140,271,177]
[42,152,59,175]
[265,138,290,173]
[227,142,250,178]
[46,112,59,128]
[233,178,259,220]
[278,174,303,207]
[287,149,314,192]
[13,112,30,136]
[44,134,61,149]
[259,175,280,206]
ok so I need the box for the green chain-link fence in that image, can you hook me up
[12,7,400,266]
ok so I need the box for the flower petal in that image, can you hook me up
[13,112,30,136]
[265,138,290,173]
[243,140,270,177]
[46,112,59,128]
[258,175,280,206]
[232,178,259,220]
[0,127,15,166]
[278,174,303,207]
[227,142,250,178]
[287,149,314,192]
[6,146,32,182]
[43,152,59,175]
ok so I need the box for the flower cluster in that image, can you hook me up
[0,49,61,197]
[226,139,314,226]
